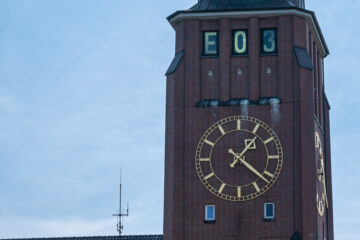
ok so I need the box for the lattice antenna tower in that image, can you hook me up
[112,168,129,236]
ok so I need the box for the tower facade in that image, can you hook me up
[164,1,334,240]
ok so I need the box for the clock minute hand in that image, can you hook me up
[322,175,329,208]
[228,149,269,184]
[230,137,257,167]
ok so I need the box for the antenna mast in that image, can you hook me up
[112,168,129,236]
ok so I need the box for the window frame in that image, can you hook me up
[232,29,248,56]
[205,205,216,222]
[260,28,277,55]
[264,202,275,221]
[202,31,219,56]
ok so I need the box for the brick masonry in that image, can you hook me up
[164,14,334,240]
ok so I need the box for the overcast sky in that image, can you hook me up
[0,0,359,239]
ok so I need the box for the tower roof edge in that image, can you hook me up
[177,0,305,11]
[167,0,307,22]
[190,0,303,11]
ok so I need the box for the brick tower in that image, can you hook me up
[164,0,334,239]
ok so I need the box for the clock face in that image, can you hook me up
[315,131,328,216]
[195,116,283,201]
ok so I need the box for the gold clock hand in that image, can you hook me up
[229,149,269,184]
[230,155,245,168]
[229,137,257,167]
[322,173,329,208]
[239,136,257,158]
[320,158,329,208]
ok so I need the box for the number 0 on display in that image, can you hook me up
[233,30,248,55]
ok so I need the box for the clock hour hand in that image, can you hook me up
[228,149,269,184]
[229,137,257,167]
[230,155,244,168]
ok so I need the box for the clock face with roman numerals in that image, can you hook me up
[195,116,283,201]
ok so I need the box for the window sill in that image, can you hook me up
[204,220,216,224]
[201,55,219,58]
[260,53,277,56]
[231,54,249,57]
[263,218,275,222]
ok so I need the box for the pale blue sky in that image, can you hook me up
[0,0,358,239]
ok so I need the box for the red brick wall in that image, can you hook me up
[164,14,333,240]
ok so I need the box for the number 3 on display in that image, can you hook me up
[262,29,277,53]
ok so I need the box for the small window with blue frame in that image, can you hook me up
[232,30,248,55]
[203,31,219,56]
[264,202,275,221]
[261,29,277,54]
[205,205,216,223]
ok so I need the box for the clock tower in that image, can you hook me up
[164,0,334,240]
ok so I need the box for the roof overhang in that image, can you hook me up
[168,8,329,57]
